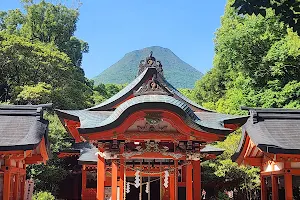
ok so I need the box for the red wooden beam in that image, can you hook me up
[25,155,44,164]
[244,157,262,166]
[82,110,224,142]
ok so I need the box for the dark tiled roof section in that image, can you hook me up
[78,146,98,165]
[201,145,224,155]
[234,108,300,158]
[0,104,51,151]
[55,110,113,127]
[195,112,248,125]
[157,74,212,112]
[60,141,94,153]
[78,95,233,135]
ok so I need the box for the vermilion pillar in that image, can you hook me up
[186,162,193,200]
[260,175,267,200]
[81,167,86,199]
[14,173,20,200]
[285,161,293,200]
[271,175,278,200]
[181,166,186,182]
[284,174,293,200]
[174,160,178,200]
[170,173,175,200]
[3,168,11,200]
[119,159,125,200]
[111,161,118,200]
[97,155,105,200]
[193,160,201,200]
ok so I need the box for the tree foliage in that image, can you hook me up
[232,0,300,35]
[32,191,55,200]
[0,32,92,109]
[189,0,300,198]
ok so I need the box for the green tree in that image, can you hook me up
[32,191,55,200]
[92,83,126,104]
[15,82,52,105]
[192,0,300,198]
[0,9,24,34]
[0,32,93,109]
[0,1,89,67]
[232,0,300,35]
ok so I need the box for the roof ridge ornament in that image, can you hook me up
[138,51,164,76]
[133,74,171,96]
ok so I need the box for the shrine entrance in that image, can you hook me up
[125,177,160,200]
[57,52,248,200]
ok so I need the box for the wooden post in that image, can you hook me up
[170,173,175,200]
[160,162,163,200]
[97,154,105,200]
[186,162,193,200]
[182,166,186,182]
[139,173,142,200]
[3,168,11,200]
[193,160,201,200]
[260,175,267,200]
[82,166,87,199]
[120,159,125,200]
[174,160,178,200]
[284,174,293,200]
[112,160,118,200]
[148,176,150,200]
[271,175,278,200]
[284,161,293,200]
[20,174,25,200]
[14,173,20,200]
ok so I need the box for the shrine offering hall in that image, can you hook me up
[1,52,300,200]
[56,52,248,200]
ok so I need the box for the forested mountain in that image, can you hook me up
[93,46,203,88]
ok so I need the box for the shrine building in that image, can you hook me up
[56,52,248,200]
[0,104,50,200]
[232,107,300,200]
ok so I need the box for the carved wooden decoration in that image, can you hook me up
[137,51,164,76]
[134,75,170,96]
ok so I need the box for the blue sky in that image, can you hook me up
[1,0,227,78]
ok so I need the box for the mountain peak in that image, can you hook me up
[93,46,203,88]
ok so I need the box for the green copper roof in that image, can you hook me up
[77,95,234,135]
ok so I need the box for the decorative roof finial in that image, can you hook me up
[137,51,164,76]
[149,51,153,58]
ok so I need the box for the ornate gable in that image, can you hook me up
[134,52,172,96]
[137,51,163,76]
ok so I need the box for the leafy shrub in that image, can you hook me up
[32,191,55,200]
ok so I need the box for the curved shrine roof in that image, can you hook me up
[57,95,247,135]
[232,107,300,161]
[0,104,51,151]
[56,52,248,140]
